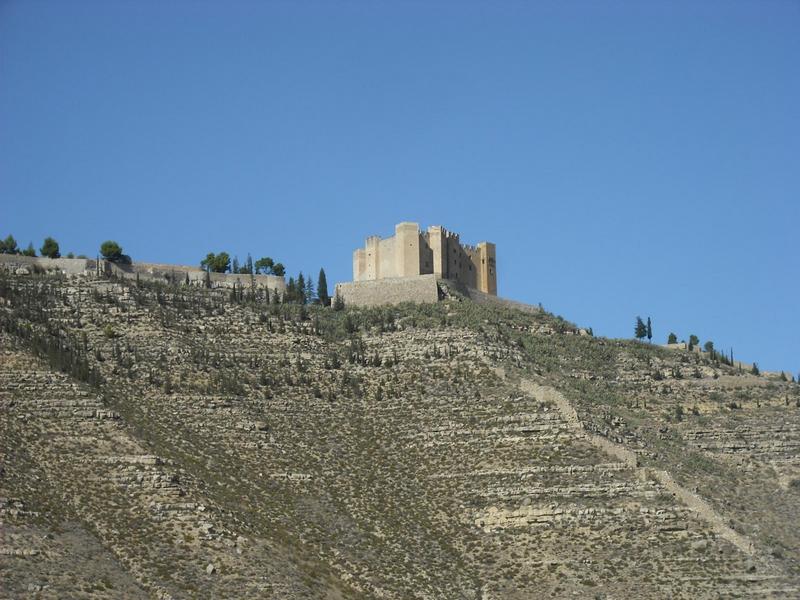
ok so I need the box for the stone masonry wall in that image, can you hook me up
[108,261,286,294]
[0,254,94,275]
[0,255,286,294]
[334,274,440,308]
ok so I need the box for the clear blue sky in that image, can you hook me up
[1,1,798,374]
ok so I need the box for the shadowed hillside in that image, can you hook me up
[1,271,799,598]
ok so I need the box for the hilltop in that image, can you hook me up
[1,270,799,598]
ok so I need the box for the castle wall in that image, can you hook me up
[0,254,286,294]
[442,233,481,290]
[0,254,94,275]
[116,261,287,293]
[378,236,395,279]
[334,274,440,308]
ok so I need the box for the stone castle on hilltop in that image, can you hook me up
[353,222,497,295]
[335,222,509,308]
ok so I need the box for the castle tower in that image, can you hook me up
[394,222,421,278]
[353,248,366,281]
[477,242,497,295]
[364,235,381,280]
[426,225,446,278]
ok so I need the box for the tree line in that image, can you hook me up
[1,234,126,262]
[200,252,285,276]
[635,316,740,367]
[200,251,330,306]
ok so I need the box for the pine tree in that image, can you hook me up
[317,268,329,306]
[305,277,315,304]
[0,234,19,254]
[646,317,652,343]
[22,242,36,257]
[40,237,60,259]
[667,332,678,344]
[635,317,647,341]
[255,257,274,275]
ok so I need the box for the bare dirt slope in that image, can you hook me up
[1,272,798,598]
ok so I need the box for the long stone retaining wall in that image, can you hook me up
[0,255,286,294]
[334,275,441,308]
[333,274,544,311]
[106,261,286,294]
[0,254,94,275]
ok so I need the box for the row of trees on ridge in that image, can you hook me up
[201,252,285,276]
[200,252,330,306]
[1,234,126,262]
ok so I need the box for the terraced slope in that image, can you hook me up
[1,272,798,598]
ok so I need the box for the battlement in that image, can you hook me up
[350,222,497,297]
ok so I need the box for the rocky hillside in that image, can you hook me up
[1,271,799,599]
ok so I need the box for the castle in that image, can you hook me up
[334,222,498,308]
[353,222,497,295]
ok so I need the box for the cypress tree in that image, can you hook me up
[297,272,306,305]
[646,317,652,343]
[688,334,699,351]
[305,277,315,304]
[317,268,329,306]
[245,254,254,275]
